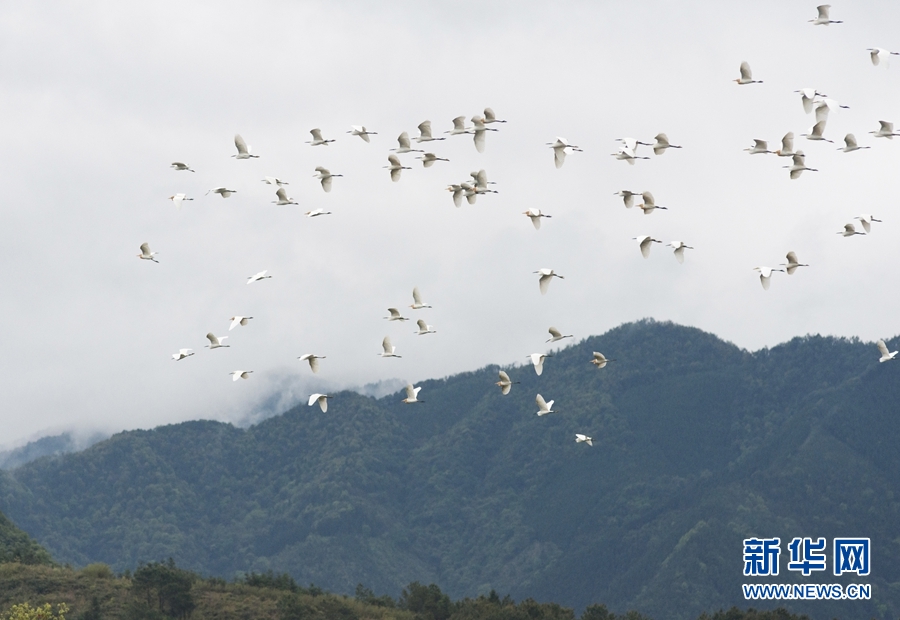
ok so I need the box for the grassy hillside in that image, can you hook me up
[1,321,897,620]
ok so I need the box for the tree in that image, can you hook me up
[130,560,195,619]
[2,604,69,620]
[399,582,452,620]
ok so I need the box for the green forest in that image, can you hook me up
[1,321,898,620]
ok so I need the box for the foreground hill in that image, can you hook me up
[0,511,52,565]
[1,320,898,620]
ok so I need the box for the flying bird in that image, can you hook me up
[385,154,411,182]
[868,48,900,66]
[305,209,332,217]
[735,61,762,84]
[615,190,641,208]
[205,333,230,349]
[206,187,237,198]
[523,208,551,230]
[445,116,474,136]
[634,236,662,258]
[528,352,553,376]
[547,137,582,168]
[651,133,681,155]
[298,353,325,373]
[471,115,498,153]
[814,98,849,123]
[393,132,424,154]
[495,370,519,395]
[535,394,556,416]
[611,146,649,165]
[262,176,289,187]
[575,434,593,446]
[417,153,449,167]
[637,192,667,215]
[774,132,796,157]
[379,336,401,358]
[229,316,253,331]
[809,4,841,25]
[668,241,694,263]
[232,134,258,159]
[837,223,866,237]
[870,121,900,139]
[137,242,158,263]
[272,188,297,205]
[347,126,377,142]
[415,120,445,143]
[308,393,332,412]
[230,370,253,381]
[591,352,614,368]
[877,339,898,363]
[784,151,817,179]
[801,120,832,143]
[401,384,423,404]
[414,319,436,335]
[306,128,335,146]
[855,214,882,233]
[314,167,342,192]
[534,268,564,295]
[410,287,431,309]
[782,252,809,274]
[546,327,573,343]
[839,134,870,152]
[795,88,823,114]
[247,270,272,284]
[483,107,506,124]
[171,162,194,172]
[753,266,784,290]
[172,349,194,361]
[384,308,409,321]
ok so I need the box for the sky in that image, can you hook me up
[1,1,899,447]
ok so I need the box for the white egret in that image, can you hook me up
[810,4,841,25]
[168,194,193,210]
[637,192,668,215]
[575,434,593,446]
[313,167,342,192]
[546,327,573,343]
[855,214,882,233]
[668,241,694,263]
[794,88,823,114]
[782,252,809,274]
[171,162,194,172]
[744,139,771,154]
[615,190,641,208]
[837,223,866,237]
[272,188,297,205]
[447,184,465,207]
[393,132,424,154]
[137,242,158,263]
[305,209,332,217]
[470,169,496,191]
[414,319,435,335]
[611,147,649,165]
[262,176,289,187]
[417,153,449,167]
[347,126,376,142]
[483,107,506,124]
[172,349,194,361]
[535,394,556,416]
[206,187,237,198]
[309,393,332,412]
[410,287,431,310]
[523,208,551,230]
[385,154,410,182]
[547,137,582,168]
[230,370,253,381]
[753,266,784,290]
[379,336,401,358]
[495,370,518,395]
[591,352,614,368]
[616,137,650,152]
[528,352,553,376]
[534,268,564,295]
[298,353,325,373]
[384,308,409,322]
[774,132,796,157]
[471,115,498,153]
[232,134,258,159]
[651,133,681,155]
[839,134,870,152]
[401,384,423,404]
[306,128,335,146]
[634,236,662,258]
[229,316,253,331]
[206,333,230,349]
[877,339,898,363]
[445,116,473,136]
[247,270,272,284]
[735,61,762,84]
[870,121,900,139]
[814,98,849,123]
[415,120,445,143]
[868,48,900,66]
[801,120,832,143]
[784,151,817,179]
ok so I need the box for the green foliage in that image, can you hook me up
[130,560,195,619]
[399,583,451,620]
[0,322,898,620]
[81,564,113,580]
[2,603,69,620]
[0,511,52,566]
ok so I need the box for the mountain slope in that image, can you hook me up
[0,509,52,565]
[1,320,897,620]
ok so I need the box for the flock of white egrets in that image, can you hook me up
[141,4,896,450]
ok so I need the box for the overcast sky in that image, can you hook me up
[2,1,899,447]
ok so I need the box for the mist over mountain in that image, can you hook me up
[1,320,897,620]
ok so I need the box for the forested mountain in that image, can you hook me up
[1,320,898,620]
[0,509,51,565]
[0,431,107,470]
